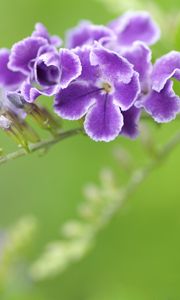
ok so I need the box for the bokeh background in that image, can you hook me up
[0,0,180,299]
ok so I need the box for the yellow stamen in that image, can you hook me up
[102,82,112,93]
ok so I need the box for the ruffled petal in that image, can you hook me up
[84,94,124,142]
[54,82,96,120]
[109,11,160,46]
[66,21,114,48]
[8,37,48,75]
[21,81,41,102]
[113,72,140,110]
[152,51,180,92]
[122,41,152,90]
[59,49,82,88]
[90,43,133,84]
[137,81,180,122]
[121,106,141,139]
[32,23,62,47]
[0,49,25,90]
[21,80,60,102]
[34,51,60,86]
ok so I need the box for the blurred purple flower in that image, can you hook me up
[0,49,26,90]
[0,88,26,121]
[66,21,115,48]
[108,11,160,47]
[0,115,12,129]
[32,22,62,47]
[0,49,27,124]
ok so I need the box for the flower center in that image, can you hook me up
[37,62,60,86]
[102,82,112,93]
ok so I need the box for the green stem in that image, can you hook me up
[0,128,82,166]
[29,130,180,280]
[98,130,180,227]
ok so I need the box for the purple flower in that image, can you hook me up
[8,24,62,84]
[135,51,180,122]
[21,47,82,102]
[108,11,160,47]
[0,15,178,143]
[32,22,62,47]
[66,21,115,48]
[0,49,25,90]
[54,44,140,142]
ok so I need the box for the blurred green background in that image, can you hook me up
[0,0,180,299]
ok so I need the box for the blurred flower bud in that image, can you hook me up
[0,116,12,130]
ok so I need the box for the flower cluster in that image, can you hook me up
[0,11,179,142]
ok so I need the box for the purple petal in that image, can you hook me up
[66,21,114,48]
[122,42,152,90]
[121,106,141,139]
[8,37,48,75]
[138,81,180,123]
[74,46,99,83]
[21,81,41,102]
[90,43,133,84]
[113,72,140,110]
[21,80,59,102]
[54,82,96,120]
[84,94,124,142]
[59,49,82,88]
[50,36,62,47]
[152,51,180,92]
[0,49,25,89]
[109,11,160,46]
[36,44,58,57]
[32,23,62,47]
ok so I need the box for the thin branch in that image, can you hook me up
[125,130,180,195]
[30,130,180,280]
[99,130,180,226]
[0,128,82,166]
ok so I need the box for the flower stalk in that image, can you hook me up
[0,127,83,166]
[30,129,180,280]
